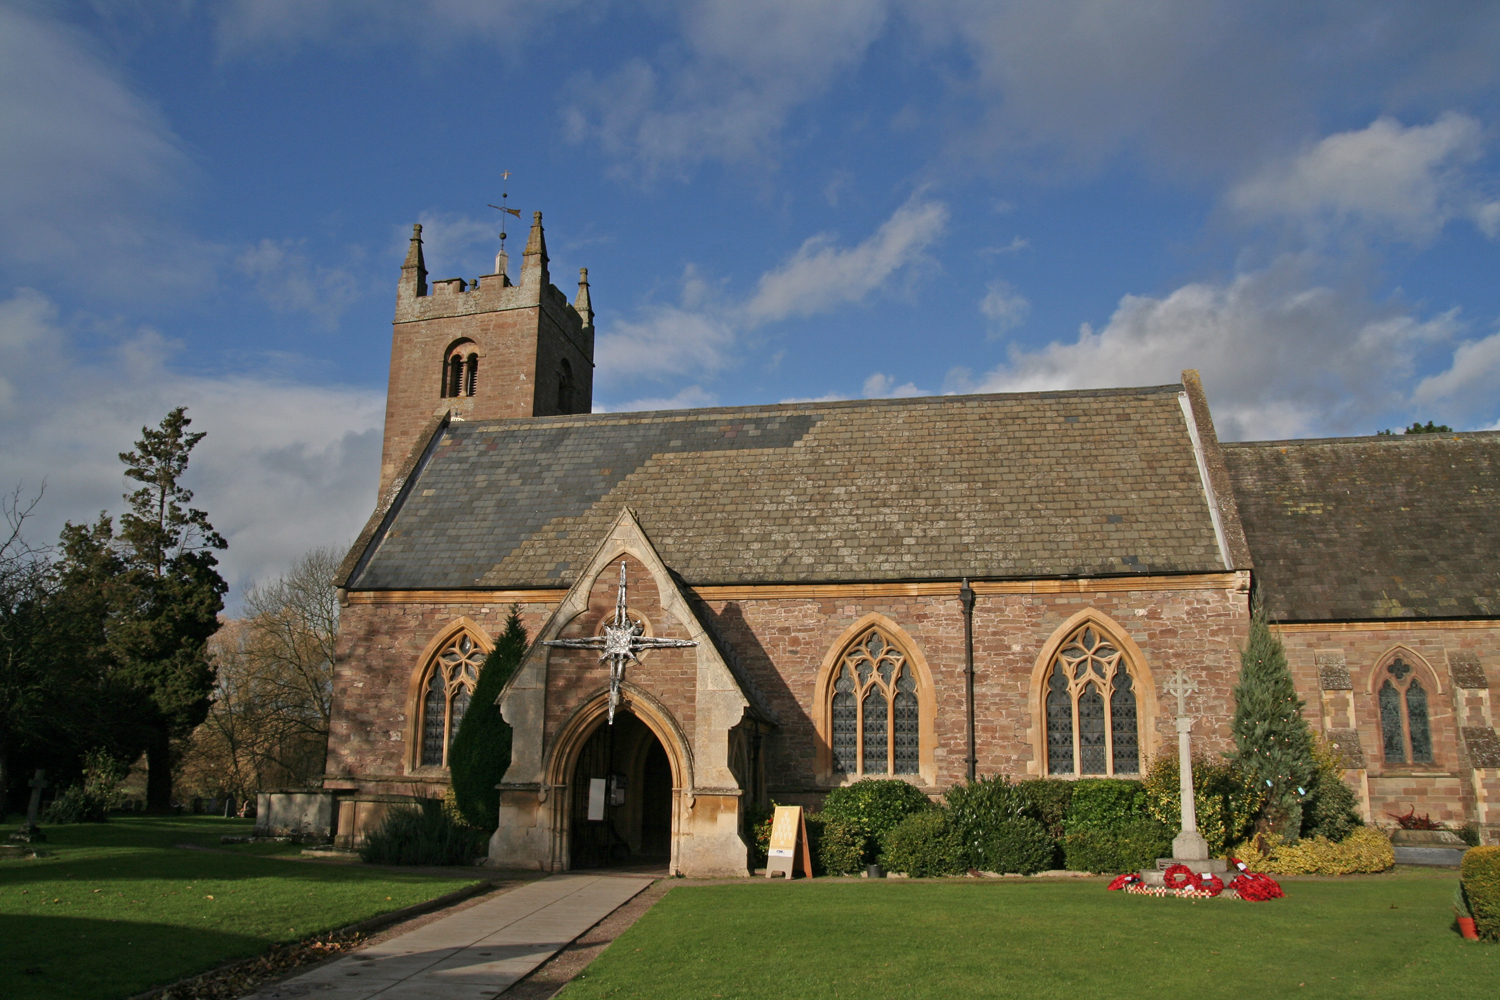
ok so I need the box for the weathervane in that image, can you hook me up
[542,561,697,723]
[488,170,521,276]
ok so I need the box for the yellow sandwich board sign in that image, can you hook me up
[765,805,813,879]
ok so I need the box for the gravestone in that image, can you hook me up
[1137,673,1227,886]
[9,770,48,843]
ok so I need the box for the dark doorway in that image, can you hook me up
[568,710,673,869]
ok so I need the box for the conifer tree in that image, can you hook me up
[449,607,527,829]
[1231,601,1316,838]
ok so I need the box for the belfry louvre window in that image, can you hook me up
[419,634,484,767]
[830,629,920,776]
[1045,625,1141,776]
[442,349,478,398]
[1378,656,1433,765]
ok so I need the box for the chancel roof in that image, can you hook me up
[343,385,1230,590]
[1223,432,1500,622]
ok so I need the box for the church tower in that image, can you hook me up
[379,211,595,493]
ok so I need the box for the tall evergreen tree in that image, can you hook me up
[55,408,226,811]
[448,607,527,829]
[1231,600,1316,838]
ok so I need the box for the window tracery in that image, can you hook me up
[418,633,485,767]
[1044,624,1141,776]
[828,628,921,776]
[1377,655,1433,765]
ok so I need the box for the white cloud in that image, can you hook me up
[236,240,361,328]
[596,302,738,383]
[962,257,1481,440]
[979,279,1029,337]
[0,290,382,606]
[563,0,888,175]
[979,236,1029,256]
[600,385,720,414]
[0,6,218,296]
[1229,114,1500,243]
[862,372,926,398]
[742,197,948,325]
[213,0,575,55]
[1412,328,1500,426]
[596,198,947,398]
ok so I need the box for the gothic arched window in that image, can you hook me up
[418,633,485,767]
[828,628,921,776]
[1044,623,1141,776]
[1378,656,1433,765]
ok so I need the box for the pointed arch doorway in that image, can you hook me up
[568,709,675,869]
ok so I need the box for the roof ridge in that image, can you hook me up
[1226,430,1500,448]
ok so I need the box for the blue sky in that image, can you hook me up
[4,1,1500,602]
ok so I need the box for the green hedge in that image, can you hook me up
[820,779,933,861]
[805,812,865,875]
[880,811,966,877]
[1063,817,1173,873]
[1014,779,1074,838]
[972,816,1055,875]
[1064,778,1148,832]
[1461,846,1500,940]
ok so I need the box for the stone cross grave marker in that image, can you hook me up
[10,769,47,843]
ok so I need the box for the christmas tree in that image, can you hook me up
[1231,601,1316,838]
[449,607,528,830]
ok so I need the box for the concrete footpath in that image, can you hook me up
[245,873,653,1000]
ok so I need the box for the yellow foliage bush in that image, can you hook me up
[1230,826,1393,875]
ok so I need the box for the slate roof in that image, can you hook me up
[344,385,1229,590]
[1223,432,1500,622]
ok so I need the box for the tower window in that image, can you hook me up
[557,358,574,412]
[441,345,479,398]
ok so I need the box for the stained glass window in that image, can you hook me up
[1379,680,1404,763]
[1043,622,1143,777]
[828,627,921,778]
[1406,682,1432,763]
[417,631,486,768]
[832,667,857,773]
[1046,663,1073,775]
[893,673,919,775]
[1378,657,1436,766]
[1110,665,1139,774]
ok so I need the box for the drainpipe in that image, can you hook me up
[960,579,976,783]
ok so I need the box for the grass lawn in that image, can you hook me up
[0,815,483,1000]
[562,869,1496,999]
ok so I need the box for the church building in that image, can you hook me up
[325,212,1500,875]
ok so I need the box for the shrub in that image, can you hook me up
[820,779,933,859]
[880,811,965,877]
[359,797,488,866]
[1014,779,1074,838]
[42,749,127,824]
[806,812,865,876]
[946,775,1027,861]
[1461,846,1500,940]
[1456,823,1482,848]
[1064,817,1173,873]
[745,802,774,867]
[1064,778,1148,833]
[1143,754,1262,856]
[1231,826,1393,875]
[973,816,1057,875]
[1300,737,1362,842]
[448,609,527,830]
